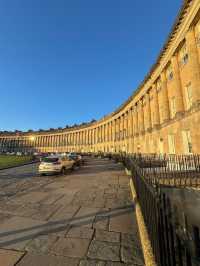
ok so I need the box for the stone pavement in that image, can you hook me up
[0,157,144,266]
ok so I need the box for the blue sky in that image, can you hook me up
[0,0,182,131]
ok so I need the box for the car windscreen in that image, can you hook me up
[42,157,59,163]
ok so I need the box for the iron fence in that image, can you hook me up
[112,153,200,266]
[116,153,200,188]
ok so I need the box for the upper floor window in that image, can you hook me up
[166,65,173,81]
[185,82,193,109]
[170,97,176,118]
[179,43,189,66]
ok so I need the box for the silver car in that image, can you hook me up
[39,155,75,175]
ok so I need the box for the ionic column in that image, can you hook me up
[112,120,115,142]
[89,130,91,146]
[133,105,138,135]
[171,54,184,113]
[151,84,160,126]
[104,125,106,142]
[125,113,128,138]
[161,72,170,121]
[121,116,124,140]
[96,128,98,143]
[186,27,200,104]
[129,108,133,137]
[101,126,104,143]
[144,92,152,130]
[109,122,112,142]
[118,118,121,141]
[84,130,87,145]
[138,100,144,134]
[110,122,112,142]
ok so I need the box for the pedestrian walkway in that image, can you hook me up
[0,157,144,266]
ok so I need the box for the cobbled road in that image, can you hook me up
[0,157,144,266]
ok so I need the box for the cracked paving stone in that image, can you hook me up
[95,229,120,243]
[79,259,106,266]
[121,233,141,250]
[93,217,109,230]
[17,253,79,266]
[121,245,144,265]
[87,240,120,262]
[25,234,58,254]
[50,237,90,258]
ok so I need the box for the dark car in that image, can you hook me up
[67,153,83,166]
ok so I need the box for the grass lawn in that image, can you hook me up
[0,155,34,170]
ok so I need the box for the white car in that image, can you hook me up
[39,155,75,175]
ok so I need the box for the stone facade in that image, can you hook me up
[1,0,200,155]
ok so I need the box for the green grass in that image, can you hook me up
[0,155,34,170]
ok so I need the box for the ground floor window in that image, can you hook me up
[182,130,193,154]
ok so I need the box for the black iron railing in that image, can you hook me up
[111,153,200,266]
[115,153,200,188]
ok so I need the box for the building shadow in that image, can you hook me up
[0,204,134,248]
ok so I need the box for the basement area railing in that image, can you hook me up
[102,153,200,266]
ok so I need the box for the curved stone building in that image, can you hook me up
[1,0,200,155]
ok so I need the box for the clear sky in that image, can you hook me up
[0,0,182,131]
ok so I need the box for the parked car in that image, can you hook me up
[38,155,75,175]
[67,153,83,166]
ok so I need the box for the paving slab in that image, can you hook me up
[0,216,46,250]
[50,237,90,257]
[13,192,48,204]
[0,249,24,266]
[95,229,120,243]
[25,234,58,254]
[87,240,120,262]
[93,216,109,230]
[109,213,136,234]
[79,259,106,266]
[66,227,94,239]
[121,245,144,265]
[17,253,79,266]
